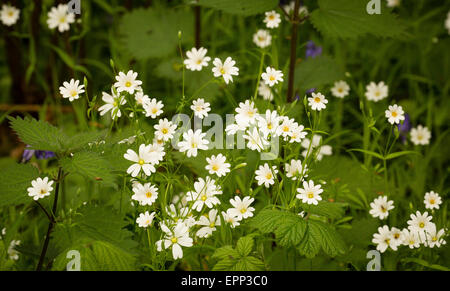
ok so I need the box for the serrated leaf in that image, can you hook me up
[212,245,239,260]
[232,256,265,271]
[59,151,115,185]
[8,116,64,152]
[274,216,307,247]
[294,56,344,96]
[52,240,136,271]
[197,0,278,16]
[297,222,321,258]
[310,0,407,39]
[310,220,346,257]
[301,201,347,219]
[61,130,107,152]
[0,163,39,208]
[236,236,254,257]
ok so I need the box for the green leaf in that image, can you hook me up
[236,236,254,257]
[0,163,39,208]
[197,0,278,16]
[61,130,107,152]
[52,240,136,271]
[310,0,407,39]
[297,222,321,258]
[401,258,450,271]
[347,148,384,160]
[384,150,420,160]
[273,216,307,247]
[232,256,265,271]
[8,116,64,152]
[119,8,193,60]
[59,151,115,185]
[294,56,345,96]
[310,220,346,257]
[46,43,91,78]
[301,201,347,219]
[212,245,239,260]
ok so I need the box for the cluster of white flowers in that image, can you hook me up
[183,47,239,85]
[372,191,446,253]
[0,4,20,26]
[0,228,21,261]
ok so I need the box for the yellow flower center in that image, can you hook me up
[265,173,272,180]
[59,16,66,23]
[375,91,380,97]
[145,220,150,225]
[314,97,321,103]
[212,164,219,171]
[429,199,435,204]
[409,240,414,245]
[419,222,425,228]
[220,68,225,75]
[196,105,203,112]
[201,195,207,201]
[269,15,275,20]
[152,108,158,114]
[240,208,247,214]
[138,159,145,165]
[146,192,152,198]
[381,205,387,213]
[125,81,132,87]
[269,75,275,81]
[307,192,314,199]
[113,101,118,107]
[191,142,197,148]
[394,233,400,239]
[338,88,343,92]
[385,239,390,245]
[40,189,47,195]
[70,90,78,97]
[171,237,178,243]
[196,59,202,64]
[283,126,289,132]
[267,123,272,129]
[391,111,397,117]
[209,222,215,228]
[248,111,254,117]
[432,236,437,242]
[8,11,14,17]
[162,128,168,134]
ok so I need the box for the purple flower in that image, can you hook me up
[306,88,316,94]
[396,113,411,144]
[22,145,55,162]
[305,41,322,59]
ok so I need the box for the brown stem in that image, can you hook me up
[194,4,201,48]
[34,201,55,223]
[36,167,63,271]
[287,0,301,103]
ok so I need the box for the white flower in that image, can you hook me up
[253,29,272,48]
[402,229,421,249]
[124,144,157,177]
[285,159,308,180]
[446,11,450,35]
[277,116,296,139]
[135,91,150,106]
[390,227,404,249]
[261,67,284,87]
[1,4,20,26]
[407,211,434,234]
[154,118,177,142]
[386,0,401,8]
[205,154,230,177]
[222,210,240,228]
[235,100,258,127]
[372,225,396,253]
[424,191,442,210]
[136,211,156,228]
[225,122,247,135]
[385,104,405,125]
[410,125,431,145]
[331,80,350,98]
[296,180,323,205]
[178,129,209,158]
[369,196,395,220]
[184,47,211,71]
[255,163,278,188]
[196,209,221,238]
[257,110,281,138]
[146,142,166,165]
[114,70,142,95]
[143,98,164,118]
[47,4,75,33]
[190,98,211,119]
[156,222,193,260]
[186,177,222,212]
[98,89,126,119]
[132,182,159,206]
[228,196,255,221]
[27,177,54,201]
[365,81,388,102]
[212,57,239,84]
[7,240,21,261]
[263,10,281,28]
[59,79,85,102]
[283,1,309,18]
[424,224,446,248]
[243,127,268,152]
[301,135,332,161]
[258,82,274,101]
[288,123,307,143]
[308,92,328,111]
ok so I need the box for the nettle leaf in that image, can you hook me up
[197,0,278,16]
[236,236,254,257]
[250,208,297,233]
[61,130,107,152]
[59,151,115,185]
[232,256,265,271]
[119,8,193,60]
[301,201,347,219]
[52,240,136,271]
[310,0,407,39]
[311,220,347,257]
[0,163,39,207]
[297,222,321,258]
[212,245,239,261]
[8,116,64,152]
[294,56,344,96]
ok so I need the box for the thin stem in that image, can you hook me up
[36,167,63,271]
[147,228,152,259]
[252,51,266,102]
[34,201,55,223]
[194,3,201,48]
[287,0,301,103]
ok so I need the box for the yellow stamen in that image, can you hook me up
[138,159,145,165]
[171,237,178,243]
[125,81,132,87]
[146,192,152,198]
